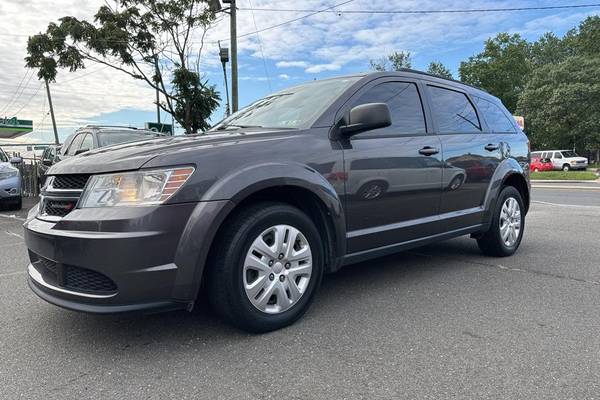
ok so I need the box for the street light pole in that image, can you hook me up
[229,0,238,113]
[44,78,59,145]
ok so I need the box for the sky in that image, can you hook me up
[0,0,598,143]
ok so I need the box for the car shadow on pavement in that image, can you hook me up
[36,240,477,353]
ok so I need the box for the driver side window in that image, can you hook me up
[350,81,426,137]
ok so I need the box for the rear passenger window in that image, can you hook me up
[351,82,426,136]
[427,86,481,133]
[474,97,516,133]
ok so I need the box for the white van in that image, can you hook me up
[530,150,588,171]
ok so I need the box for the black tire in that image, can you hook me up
[207,202,324,333]
[477,186,525,257]
[562,164,570,171]
[9,198,22,211]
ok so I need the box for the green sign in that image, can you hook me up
[145,122,173,135]
[0,117,33,139]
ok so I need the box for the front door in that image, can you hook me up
[341,79,443,254]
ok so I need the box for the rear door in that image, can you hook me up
[426,84,502,230]
[341,78,443,253]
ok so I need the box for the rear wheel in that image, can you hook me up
[477,186,525,257]
[207,202,323,333]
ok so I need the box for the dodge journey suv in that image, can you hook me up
[24,71,530,332]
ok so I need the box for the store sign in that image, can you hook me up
[0,117,33,139]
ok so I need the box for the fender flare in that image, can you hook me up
[171,162,346,304]
[480,158,529,231]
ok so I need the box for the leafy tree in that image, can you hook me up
[370,51,412,71]
[564,16,600,57]
[459,33,531,113]
[427,61,453,79]
[516,57,600,152]
[530,32,569,67]
[25,0,220,134]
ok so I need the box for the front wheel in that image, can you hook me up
[207,202,323,333]
[562,164,571,171]
[477,186,525,257]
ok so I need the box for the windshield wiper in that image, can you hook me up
[216,124,264,130]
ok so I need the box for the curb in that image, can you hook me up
[531,179,600,184]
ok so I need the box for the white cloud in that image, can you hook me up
[278,74,290,80]
[276,61,309,68]
[305,63,341,73]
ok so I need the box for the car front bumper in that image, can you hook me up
[0,176,21,201]
[23,200,231,314]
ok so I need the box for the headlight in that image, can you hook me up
[79,167,194,208]
[0,169,19,180]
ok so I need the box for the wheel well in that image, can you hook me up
[502,174,530,213]
[207,186,339,275]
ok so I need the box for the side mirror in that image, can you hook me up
[43,159,53,166]
[10,156,23,165]
[340,103,392,137]
[74,148,90,156]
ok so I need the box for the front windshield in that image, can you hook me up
[0,148,7,162]
[211,77,361,131]
[561,151,578,158]
[98,131,158,147]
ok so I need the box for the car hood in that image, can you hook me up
[48,129,296,175]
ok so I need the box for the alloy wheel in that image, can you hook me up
[499,197,521,247]
[243,224,313,314]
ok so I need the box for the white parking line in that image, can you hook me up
[3,230,24,240]
[532,200,600,209]
[0,214,26,222]
[532,185,600,190]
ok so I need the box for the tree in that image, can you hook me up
[530,32,569,67]
[427,61,453,79]
[370,51,412,71]
[516,57,600,153]
[564,16,600,57]
[459,33,531,113]
[25,0,220,134]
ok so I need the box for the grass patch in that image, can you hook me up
[589,163,600,169]
[531,171,598,180]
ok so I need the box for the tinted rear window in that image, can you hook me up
[427,86,481,133]
[474,97,516,133]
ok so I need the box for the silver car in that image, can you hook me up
[0,147,22,210]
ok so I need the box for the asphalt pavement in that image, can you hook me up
[1,189,599,399]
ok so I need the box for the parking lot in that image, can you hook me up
[1,187,599,399]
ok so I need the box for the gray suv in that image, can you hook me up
[24,71,530,332]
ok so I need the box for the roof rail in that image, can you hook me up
[79,125,139,130]
[394,68,489,93]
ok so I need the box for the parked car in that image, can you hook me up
[530,150,588,171]
[37,145,61,185]
[0,147,23,210]
[58,125,163,161]
[24,71,530,332]
[530,157,553,172]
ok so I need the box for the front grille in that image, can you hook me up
[42,199,77,217]
[32,254,117,294]
[64,266,117,293]
[52,175,90,190]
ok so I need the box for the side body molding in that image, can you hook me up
[171,162,347,304]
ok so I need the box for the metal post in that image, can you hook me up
[230,0,238,113]
[45,79,59,145]
[156,87,161,124]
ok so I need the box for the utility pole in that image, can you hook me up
[44,78,59,145]
[218,42,231,117]
[229,0,238,113]
[156,87,161,124]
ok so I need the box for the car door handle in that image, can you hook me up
[485,143,500,151]
[419,146,439,156]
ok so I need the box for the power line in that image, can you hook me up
[10,83,44,117]
[1,70,35,117]
[237,3,600,14]
[0,69,34,116]
[247,0,272,92]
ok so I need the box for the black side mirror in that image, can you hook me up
[340,103,392,137]
[74,148,90,156]
[9,156,23,165]
[42,159,53,166]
